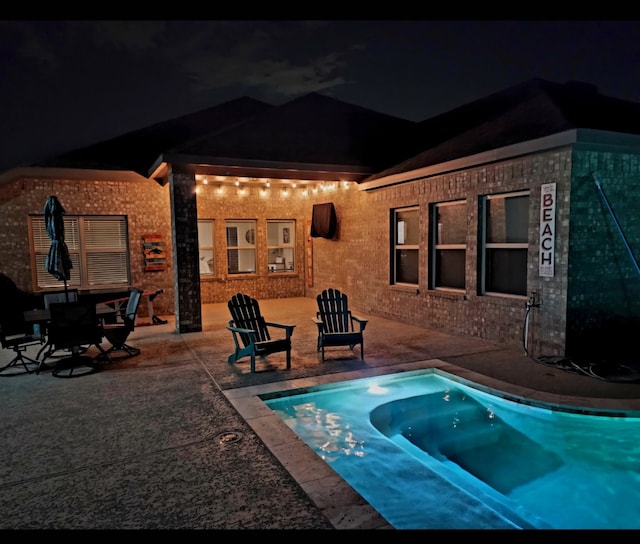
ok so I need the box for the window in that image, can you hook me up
[267,220,295,273]
[392,207,419,285]
[226,220,256,274]
[431,200,466,290]
[198,220,214,275]
[30,215,130,290]
[480,191,530,296]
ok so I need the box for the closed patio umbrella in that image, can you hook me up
[43,195,73,301]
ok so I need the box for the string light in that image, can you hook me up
[194,175,353,196]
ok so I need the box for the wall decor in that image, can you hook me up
[143,234,166,271]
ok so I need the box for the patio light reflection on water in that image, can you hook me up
[291,402,366,461]
[367,383,389,395]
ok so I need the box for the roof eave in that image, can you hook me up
[0,166,150,186]
[150,153,374,185]
[358,129,585,191]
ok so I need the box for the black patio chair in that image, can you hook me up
[0,319,44,376]
[313,288,368,362]
[38,289,82,360]
[100,287,143,359]
[42,301,104,378]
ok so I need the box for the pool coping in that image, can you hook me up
[222,358,640,530]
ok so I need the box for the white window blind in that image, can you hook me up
[30,215,130,290]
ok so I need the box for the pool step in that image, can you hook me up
[371,390,491,439]
[371,390,564,494]
[413,422,503,458]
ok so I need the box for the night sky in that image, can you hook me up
[2,20,639,172]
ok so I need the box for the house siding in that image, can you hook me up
[310,149,574,358]
[2,143,640,360]
[196,181,315,303]
[0,175,175,318]
[566,149,640,361]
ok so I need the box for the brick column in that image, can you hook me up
[168,165,202,333]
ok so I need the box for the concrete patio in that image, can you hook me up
[2,297,640,529]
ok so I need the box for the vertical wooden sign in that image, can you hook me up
[143,234,166,271]
[539,183,556,277]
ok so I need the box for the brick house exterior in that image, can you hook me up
[2,79,640,361]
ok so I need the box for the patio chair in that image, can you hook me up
[43,289,79,308]
[0,319,44,376]
[42,301,104,378]
[100,287,143,359]
[227,292,295,373]
[38,289,81,360]
[313,288,368,362]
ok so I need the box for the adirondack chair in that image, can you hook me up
[227,293,295,373]
[313,288,368,362]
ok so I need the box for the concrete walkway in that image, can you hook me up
[1,297,639,529]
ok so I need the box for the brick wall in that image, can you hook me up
[0,174,175,318]
[565,150,640,360]
[3,142,639,357]
[196,181,315,302]
[310,149,574,356]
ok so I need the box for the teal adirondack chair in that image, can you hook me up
[227,293,295,373]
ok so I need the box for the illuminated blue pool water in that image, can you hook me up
[262,369,640,529]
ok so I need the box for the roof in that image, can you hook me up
[35,96,274,176]
[163,92,420,180]
[29,78,640,187]
[363,78,640,183]
[34,92,419,184]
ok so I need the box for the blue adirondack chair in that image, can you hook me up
[227,293,295,373]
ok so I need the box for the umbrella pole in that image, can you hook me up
[64,279,68,302]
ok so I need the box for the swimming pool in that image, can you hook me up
[261,369,640,529]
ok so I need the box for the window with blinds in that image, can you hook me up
[30,215,130,290]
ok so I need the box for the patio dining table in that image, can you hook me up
[23,302,117,325]
[23,303,119,368]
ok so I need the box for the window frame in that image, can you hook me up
[430,200,467,291]
[225,219,257,275]
[391,206,419,287]
[197,219,215,276]
[480,190,530,297]
[266,219,295,273]
[29,214,130,291]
